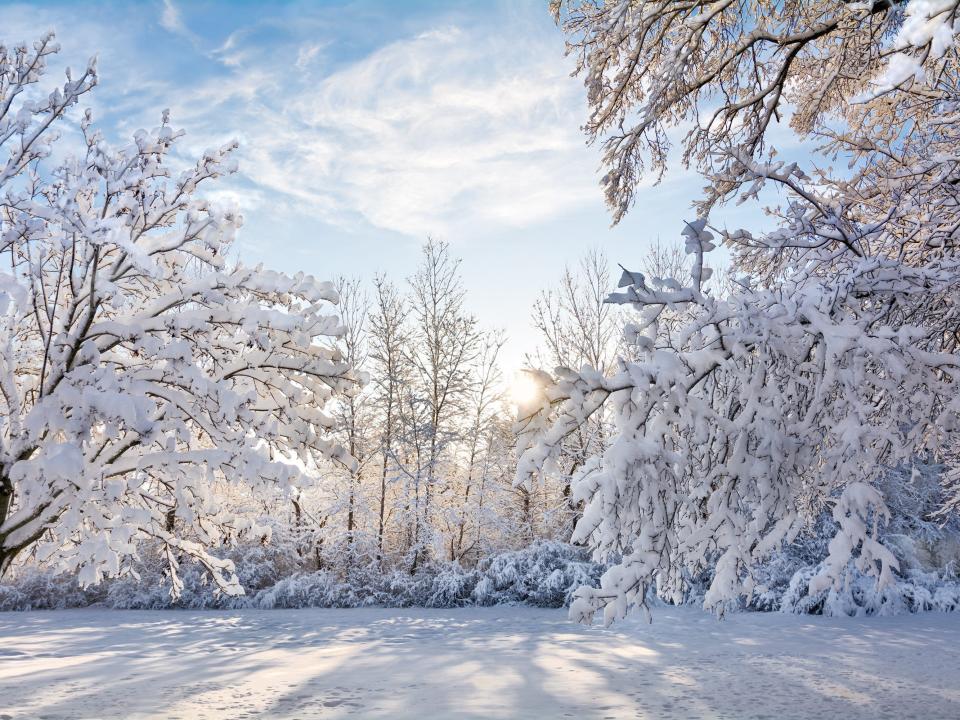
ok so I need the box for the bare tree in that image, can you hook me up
[405,239,481,569]
[367,275,411,563]
[333,277,370,546]
[641,237,690,283]
[532,247,619,374]
[450,331,506,562]
[530,248,620,538]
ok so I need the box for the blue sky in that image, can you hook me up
[1,0,774,369]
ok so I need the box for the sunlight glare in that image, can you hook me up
[509,371,542,408]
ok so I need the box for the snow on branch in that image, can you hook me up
[0,35,358,596]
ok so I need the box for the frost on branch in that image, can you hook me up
[0,35,357,597]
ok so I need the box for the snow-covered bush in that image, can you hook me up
[779,564,960,617]
[254,572,366,610]
[472,541,602,607]
[730,462,960,615]
[255,541,602,609]
[0,567,104,611]
[0,540,603,610]
[102,535,306,609]
[747,525,960,616]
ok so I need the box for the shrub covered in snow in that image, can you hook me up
[0,541,604,611]
[0,568,105,611]
[659,461,960,617]
[747,463,960,616]
[246,541,603,610]
[471,541,602,607]
[778,563,960,617]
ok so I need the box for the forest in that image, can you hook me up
[1,1,960,628]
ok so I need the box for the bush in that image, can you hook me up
[0,541,603,611]
[778,562,960,616]
[472,541,602,607]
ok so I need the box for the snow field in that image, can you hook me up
[1,606,958,719]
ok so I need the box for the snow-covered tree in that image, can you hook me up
[552,0,960,221]
[0,34,356,596]
[402,239,481,569]
[446,331,506,563]
[530,249,620,539]
[367,274,411,563]
[519,1,960,623]
[332,276,371,546]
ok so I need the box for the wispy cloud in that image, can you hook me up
[295,42,324,70]
[159,0,184,34]
[0,2,604,241]
[158,0,206,50]
[164,19,596,239]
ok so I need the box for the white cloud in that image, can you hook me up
[1,3,605,241]
[160,0,185,35]
[166,21,598,240]
[295,43,324,70]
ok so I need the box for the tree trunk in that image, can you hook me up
[377,446,389,565]
[0,538,18,579]
[0,476,17,579]
[347,476,355,542]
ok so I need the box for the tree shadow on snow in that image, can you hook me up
[1,607,958,719]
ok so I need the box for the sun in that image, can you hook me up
[509,370,543,408]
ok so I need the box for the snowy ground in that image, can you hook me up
[0,606,957,719]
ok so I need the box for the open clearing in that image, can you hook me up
[0,606,957,719]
